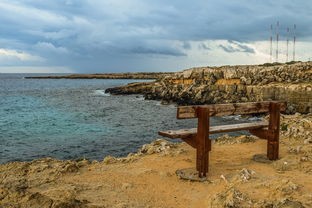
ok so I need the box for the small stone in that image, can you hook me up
[220,175,228,183]
[246,79,252,85]
[159,171,172,177]
[304,138,312,145]
[296,146,302,154]
[300,156,309,162]
[241,97,248,102]
[277,199,304,208]
[252,154,272,164]
[240,76,247,84]
[103,156,117,164]
[121,183,133,190]
[115,203,128,208]
[239,168,255,182]
[77,159,90,167]
[61,163,79,173]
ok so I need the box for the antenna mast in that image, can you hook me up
[270,24,273,63]
[276,21,279,62]
[293,24,296,61]
[286,27,289,62]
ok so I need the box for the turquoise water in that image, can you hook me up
[0,74,245,164]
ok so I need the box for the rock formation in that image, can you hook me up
[106,61,312,114]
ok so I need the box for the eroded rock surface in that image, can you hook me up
[106,62,312,114]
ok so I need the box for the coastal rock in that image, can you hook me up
[103,156,118,164]
[211,187,251,207]
[105,82,155,95]
[138,139,178,155]
[215,134,257,145]
[276,199,305,208]
[106,61,312,114]
[280,114,312,140]
[238,168,255,182]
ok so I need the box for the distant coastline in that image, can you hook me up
[24,72,173,80]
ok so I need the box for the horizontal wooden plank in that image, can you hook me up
[177,101,286,119]
[158,121,269,139]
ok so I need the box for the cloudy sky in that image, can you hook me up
[0,0,311,73]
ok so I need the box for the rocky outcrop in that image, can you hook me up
[1,114,311,207]
[105,82,155,95]
[106,61,312,114]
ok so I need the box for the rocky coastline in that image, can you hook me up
[1,113,311,207]
[105,61,312,114]
[24,72,173,80]
[2,62,311,207]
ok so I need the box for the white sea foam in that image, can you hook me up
[222,115,242,120]
[94,90,110,96]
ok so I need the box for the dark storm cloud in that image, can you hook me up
[0,0,311,72]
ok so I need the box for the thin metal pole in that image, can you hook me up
[270,24,273,63]
[293,24,296,61]
[276,21,279,62]
[286,27,289,62]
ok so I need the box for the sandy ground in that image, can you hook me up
[1,114,311,208]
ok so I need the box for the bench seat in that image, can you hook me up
[159,121,269,139]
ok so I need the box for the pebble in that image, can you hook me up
[121,183,133,190]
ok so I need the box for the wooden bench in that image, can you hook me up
[159,101,286,178]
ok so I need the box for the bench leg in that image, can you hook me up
[267,102,280,160]
[196,107,211,178]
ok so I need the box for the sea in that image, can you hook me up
[0,73,249,164]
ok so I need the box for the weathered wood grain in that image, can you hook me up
[177,101,286,119]
[158,121,269,139]
[267,102,280,160]
[196,107,211,177]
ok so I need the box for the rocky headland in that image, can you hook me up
[2,62,311,207]
[106,61,312,114]
[1,113,311,207]
[24,72,173,80]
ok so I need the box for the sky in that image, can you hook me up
[0,0,311,73]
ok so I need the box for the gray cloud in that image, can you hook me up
[219,40,255,54]
[199,43,211,50]
[0,0,311,72]
[130,46,186,57]
[182,42,191,50]
[219,45,237,53]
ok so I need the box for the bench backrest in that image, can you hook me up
[177,101,286,119]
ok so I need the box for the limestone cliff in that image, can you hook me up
[105,62,312,114]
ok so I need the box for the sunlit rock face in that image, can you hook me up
[107,62,312,114]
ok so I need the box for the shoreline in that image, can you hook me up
[24,72,173,80]
[2,62,311,207]
[1,113,311,207]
